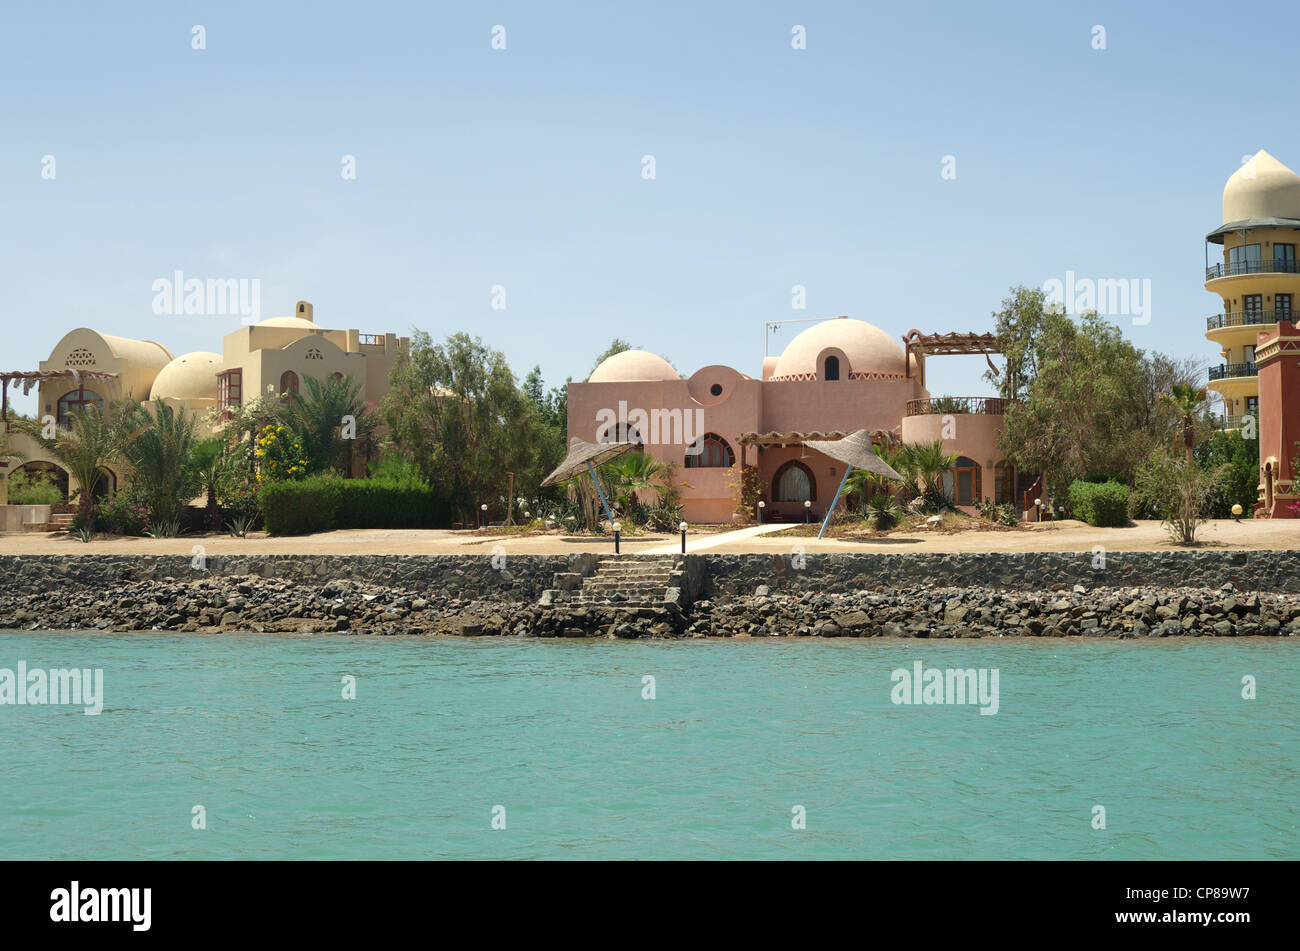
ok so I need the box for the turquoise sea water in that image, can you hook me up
[1,631,1296,860]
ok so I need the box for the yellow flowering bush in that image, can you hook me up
[255,424,312,483]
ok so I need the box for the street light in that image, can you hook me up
[479,502,487,528]
[804,499,812,523]
[679,520,688,554]
[757,500,765,523]
[613,521,622,554]
[1232,503,1243,521]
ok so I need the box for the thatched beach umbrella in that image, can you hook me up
[540,436,639,526]
[803,429,904,539]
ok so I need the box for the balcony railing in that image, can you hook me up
[1207,362,1258,381]
[1211,414,1257,431]
[1206,310,1290,330]
[905,396,1008,417]
[1206,259,1300,280]
[358,334,385,347]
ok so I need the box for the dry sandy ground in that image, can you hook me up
[2,519,1299,556]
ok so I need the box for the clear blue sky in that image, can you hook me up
[3,0,1297,416]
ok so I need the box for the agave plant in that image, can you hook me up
[867,494,904,531]
[226,513,255,538]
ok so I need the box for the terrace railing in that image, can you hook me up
[905,396,1009,417]
[1206,258,1300,280]
[1207,362,1258,381]
[1206,310,1288,330]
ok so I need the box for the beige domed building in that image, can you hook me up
[568,316,1023,523]
[0,300,408,509]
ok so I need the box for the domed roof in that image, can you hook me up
[771,317,906,380]
[149,351,222,402]
[1223,150,1300,223]
[256,316,319,329]
[589,349,680,383]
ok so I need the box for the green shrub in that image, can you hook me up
[260,475,438,535]
[1067,480,1129,527]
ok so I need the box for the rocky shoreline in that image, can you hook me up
[1,573,1297,638]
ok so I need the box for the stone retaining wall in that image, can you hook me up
[0,554,573,602]
[703,550,1300,595]
[3,550,1300,601]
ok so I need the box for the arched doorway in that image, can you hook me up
[944,456,981,506]
[9,461,70,502]
[773,460,816,502]
[279,371,300,396]
[92,466,116,499]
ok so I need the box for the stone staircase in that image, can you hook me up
[540,555,696,610]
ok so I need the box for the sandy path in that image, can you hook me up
[2,519,1299,556]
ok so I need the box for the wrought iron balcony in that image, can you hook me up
[1206,310,1289,330]
[1206,258,1300,280]
[1207,362,1258,381]
[905,396,1008,417]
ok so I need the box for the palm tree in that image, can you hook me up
[19,403,129,530]
[904,439,959,507]
[122,398,200,529]
[1162,382,1208,464]
[603,451,672,512]
[286,374,378,476]
[840,442,907,507]
[191,437,236,532]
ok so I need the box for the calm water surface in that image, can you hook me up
[1,632,1296,860]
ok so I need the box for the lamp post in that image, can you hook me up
[757,500,765,523]
[804,499,812,523]
[679,520,688,554]
[613,521,622,555]
[1033,497,1042,524]
[1232,503,1243,521]
[480,502,487,528]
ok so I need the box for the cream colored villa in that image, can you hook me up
[0,301,406,509]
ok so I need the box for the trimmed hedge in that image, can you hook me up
[1067,479,1129,527]
[260,476,439,535]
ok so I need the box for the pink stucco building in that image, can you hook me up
[568,316,1028,524]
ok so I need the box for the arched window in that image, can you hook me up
[685,433,735,468]
[280,371,300,395]
[56,389,103,427]
[773,460,816,502]
[824,355,840,381]
[331,372,344,383]
[598,422,643,445]
[948,456,981,506]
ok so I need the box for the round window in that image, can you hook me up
[710,383,723,396]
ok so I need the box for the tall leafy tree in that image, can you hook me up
[384,331,543,525]
[988,285,1199,499]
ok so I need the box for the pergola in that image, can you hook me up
[901,330,1001,387]
[0,369,121,424]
